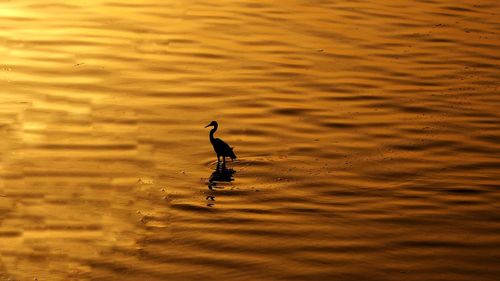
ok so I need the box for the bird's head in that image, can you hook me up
[204,121,218,128]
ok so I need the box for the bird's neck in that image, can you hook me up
[209,126,217,142]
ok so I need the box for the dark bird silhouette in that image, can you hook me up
[205,121,236,163]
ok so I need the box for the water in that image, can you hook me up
[1,1,499,280]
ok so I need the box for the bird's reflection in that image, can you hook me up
[206,162,236,207]
[208,162,235,189]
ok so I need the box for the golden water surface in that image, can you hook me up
[1,1,499,280]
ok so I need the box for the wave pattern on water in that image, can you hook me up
[1,0,499,280]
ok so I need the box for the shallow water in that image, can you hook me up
[1,1,499,280]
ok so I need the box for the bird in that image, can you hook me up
[205,121,236,163]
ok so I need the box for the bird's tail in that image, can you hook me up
[229,147,237,160]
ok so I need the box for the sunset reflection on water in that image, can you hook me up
[1,1,499,280]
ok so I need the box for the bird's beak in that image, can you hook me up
[204,124,211,128]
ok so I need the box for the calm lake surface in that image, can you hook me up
[1,1,499,280]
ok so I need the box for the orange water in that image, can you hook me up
[1,1,499,280]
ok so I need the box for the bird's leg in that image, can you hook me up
[217,155,221,163]
[223,156,226,164]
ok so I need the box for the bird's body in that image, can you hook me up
[205,121,236,163]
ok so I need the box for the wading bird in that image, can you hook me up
[205,121,236,163]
